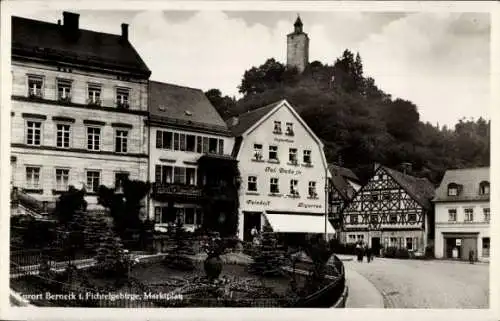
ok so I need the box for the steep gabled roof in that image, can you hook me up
[330,174,356,201]
[149,81,231,135]
[382,166,436,210]
[12,16,150,77]
[328,164,360,183]
[226,100,282,137]
[433,167,490,202]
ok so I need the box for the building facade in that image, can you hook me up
[228,100,334,241]
[147,81,237,233]
[328,163,361,233]
[433,167,490,262]
[286,16,309,73]
[341,165,435,254]
[11,12,150,209]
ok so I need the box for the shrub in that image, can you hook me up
[248,226,286,276]
[424,245,435,259]
[95,230,128,277]
[165,220,195,271]
[395,248,410,259]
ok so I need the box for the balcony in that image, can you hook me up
[203,185,238,202]
[152,183,202,201]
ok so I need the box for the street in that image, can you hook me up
[344,257,489,308]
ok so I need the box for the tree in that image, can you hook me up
[165,219,195,271]
[333,49,365,94]
[53,185,87,225]
[95,229,127,277]
[238,58,298,96]
[248,224,285,276]
[205,89,237,120]
[97,178,150,239]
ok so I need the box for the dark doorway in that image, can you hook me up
[445,237,461,259]
[371,237,381,256]
[243,212,262,242]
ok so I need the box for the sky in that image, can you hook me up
[12,9,490,127]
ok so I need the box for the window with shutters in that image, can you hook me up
[173,133,180,150]
[218,139,224,154]
[180,134,186,151]
[202,137,209,153]
[196,136,202,153]
[155,165,173,184]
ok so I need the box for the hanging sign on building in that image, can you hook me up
[455,239,462,246]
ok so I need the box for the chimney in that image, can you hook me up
[57,19,61,25]
[401,162,412,175]
[121,23,129,41]
[63,11,80,31]
[230,117,239,127]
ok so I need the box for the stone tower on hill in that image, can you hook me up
[287,15,309,73]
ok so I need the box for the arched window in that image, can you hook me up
[479,181,490,195]
[447,183,459,196]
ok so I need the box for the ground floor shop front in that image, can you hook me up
[238,210,335,241]
[434,224,489,262]
[340,229,427,255]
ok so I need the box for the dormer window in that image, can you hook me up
[273,121,282,134]
[447,183,459,196]
[479,181,490,195]
[286,122,294,136]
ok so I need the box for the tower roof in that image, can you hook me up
[294,15,303,28]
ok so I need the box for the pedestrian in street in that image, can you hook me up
[356,242,363,262]
[469,250,475,264]
[365,245,372,263]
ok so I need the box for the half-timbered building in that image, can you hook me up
[341,165,435,254]
[328,163,361,232]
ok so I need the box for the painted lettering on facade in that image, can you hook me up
[264,166,302,176]
[297,202,322,209]
[246,200,271,206]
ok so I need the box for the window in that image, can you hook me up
[447,183,458,196]
[356,235,364,241]
[303,150,311,164]
[179,134,186,151]
[389,237,397,247]
[156,131,173,149]
[308,181,317,198]
[218,139,224,155]
[55,169,69,191]
[348,235,356,243]
[371,194,379,202]
[116,88,130,108]
[202,137,209,153]
[154,207,161,223]
[115,130,128,153]
[273,121,282,134]
[155,165,173,184]
[448,209,457,222]
[479,181,490,195]
[28,75,43,98]
[195,209,203,225]
[483,208,490,222]
[186,168,196,185]
[87,127,101,151]
[115,172,129,193]
[196,137,202,153]
[174,167,186,184]
[208,138,218,154]
[350,215,358,224]
[86,171,100,193]
[382,192,390,201]
[270,178,279,194]
[269,146,278,161]
[389,214,397,224]
[482,237,490,258]
[56,124,71,148]
[464,208,474,222]
[370,215,378,224]
[185,208,195,225]
[286,122,294,136]
[290,179,299,196]
[289,148,297,164]
[408,214,417,223]
[248,176,257,192]
[254,144,263,160]
[57,79,72,102]
[26,167,40,189]
[26,121,42,146]
[406,237,413,250]
[173,133,180,150]
[87,84,102,105]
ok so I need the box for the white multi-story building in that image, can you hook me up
[433,167,490,262]
[147,81,236,232]
[10,12,150,209]
[227,99,334,241]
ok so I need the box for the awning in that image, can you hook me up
[264,213,336,234]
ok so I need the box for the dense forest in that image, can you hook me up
[205,50,490,184]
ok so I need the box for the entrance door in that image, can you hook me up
[461,237,478,261]
[243,212,262,242]
[371,237,381,256]
[445,237,461,259]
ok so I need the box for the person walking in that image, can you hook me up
[365,245,372,263]
[356,242,363,262]
[469,250,475,264]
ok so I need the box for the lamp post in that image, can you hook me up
[324,168,329,241]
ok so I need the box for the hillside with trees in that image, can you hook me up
[205,50,490,184]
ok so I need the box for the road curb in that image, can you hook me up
[344,268,384,308]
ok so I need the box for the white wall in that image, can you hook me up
[434,201,490,260]
[236,104,329,239]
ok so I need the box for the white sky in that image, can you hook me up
[12,9,490,127]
